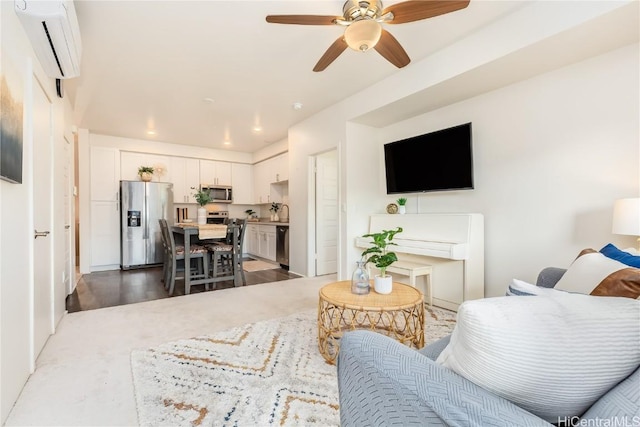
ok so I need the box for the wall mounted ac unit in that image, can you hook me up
[14,0,82,79]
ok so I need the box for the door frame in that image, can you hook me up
[308,148,341,277]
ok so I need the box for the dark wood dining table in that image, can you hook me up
[171,223,242,294]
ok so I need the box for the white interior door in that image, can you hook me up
[64,135,74,294]
[315,150,338,275]
[32,76,54,359]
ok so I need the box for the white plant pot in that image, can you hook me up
[139,172,152,182]
[197,207,207,225]
[374,275,393,294]
[398,205,406,214]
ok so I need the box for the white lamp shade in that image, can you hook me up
[344,20,382,52]
[612,198,640,236]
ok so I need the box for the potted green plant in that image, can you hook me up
[361,226,403,294]
[191,187,212,224]
[245,209,256,220]
[138,166,154,182]
[270,202,280,222]
[396,197,407,214]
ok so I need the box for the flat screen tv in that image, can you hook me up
[384,122,473,194]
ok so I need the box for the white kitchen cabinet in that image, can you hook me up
[90,200,120,268]
[258,225,276,261]
[231,163,254,205]
[272,153,288,183]
[246,224,259,256]
[90,146,120,201]
[121,152,172,182]
[252,153,289,204]
[252,161,271,204]
[171,157,200,203]
[200,160,232,186]
[90,147,121,270]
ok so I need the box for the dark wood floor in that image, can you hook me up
[66,261,301,313]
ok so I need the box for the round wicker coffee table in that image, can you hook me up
[317,280,425,364]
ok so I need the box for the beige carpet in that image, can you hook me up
[6,275,456,426]
[5,275,335,426]
[243,260,280,272]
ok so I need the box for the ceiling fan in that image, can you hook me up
[266,0,470,72]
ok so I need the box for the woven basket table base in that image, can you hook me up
[317,280,425,364]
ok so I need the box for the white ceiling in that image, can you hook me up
[66,0,527,153]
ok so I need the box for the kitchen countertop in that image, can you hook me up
[246,220,289,226]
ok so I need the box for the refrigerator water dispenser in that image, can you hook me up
[127,210,141,227]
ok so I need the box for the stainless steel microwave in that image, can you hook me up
[201,185,233,203]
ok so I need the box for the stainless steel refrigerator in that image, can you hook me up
[120,180,173,269]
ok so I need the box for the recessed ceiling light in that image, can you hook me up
[292,102,303,110]
[203,97,215,104]
[252,125,263,133]
[146,130,156,136]
[223,140,231,145]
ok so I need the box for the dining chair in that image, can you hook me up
[206,218,247,287]
[158,219,209,295]
[159,218,171,288]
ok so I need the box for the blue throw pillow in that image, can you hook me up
[600,243,640,268]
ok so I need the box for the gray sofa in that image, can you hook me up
[337,268,640,426]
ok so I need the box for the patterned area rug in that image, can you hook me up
[131,306,456,426]
[242,260,280,272]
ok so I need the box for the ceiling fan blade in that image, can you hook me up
[313,37,348,72]
[383,0,470,24]
[266,15,339,25]
[374,30,410,68]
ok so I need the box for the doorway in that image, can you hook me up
[314,150,338,276]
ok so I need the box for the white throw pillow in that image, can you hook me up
[505,278,565,297]
[555,250,640,297]
[436,293,640,422]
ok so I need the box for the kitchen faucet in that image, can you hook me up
[280,204,289,221]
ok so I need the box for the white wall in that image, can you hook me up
[0,1,71,422]
[288,108,347,276]
[377,44,639,296]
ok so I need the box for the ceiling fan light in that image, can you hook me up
[344,19,381,52]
